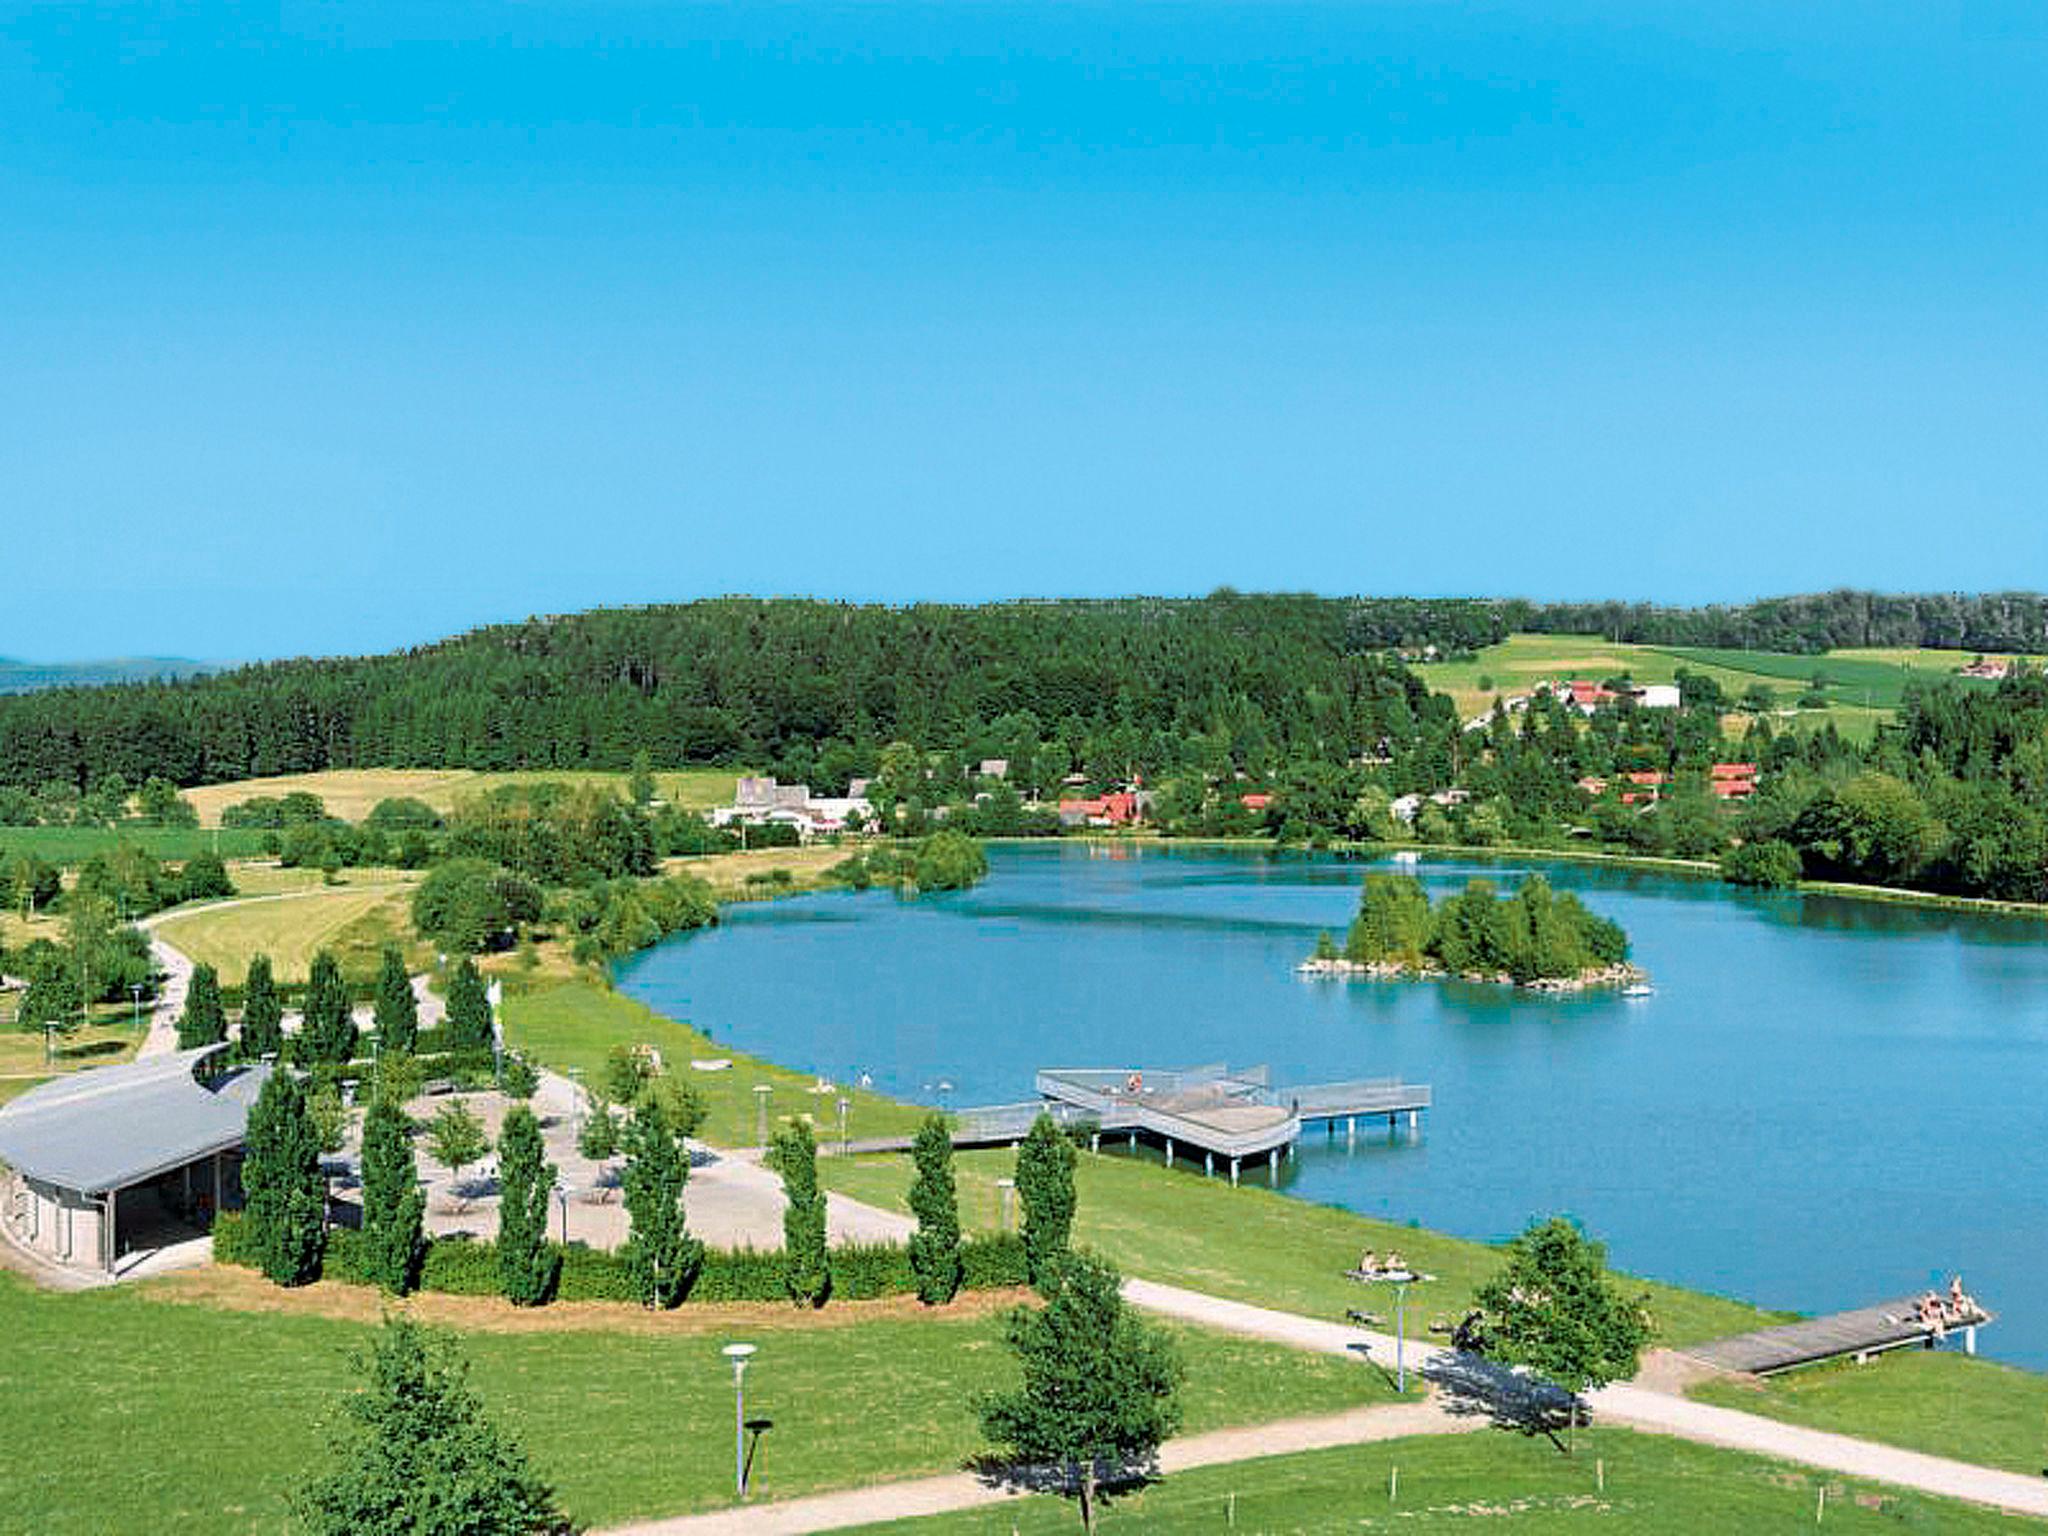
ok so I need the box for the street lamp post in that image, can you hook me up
[554,1182,572,1244]
[836,1093,850,1151]
[753,1084,772,1146]
[128,982,144,1032]
[995,1177,1016,1233]
[722,1343,757,1497]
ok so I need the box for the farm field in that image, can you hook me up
[181,766,738,827]
[500,977,930,1146]
[150,871,424,982]
[818,1148,1781,1349]
[1418,633,2015,725]
[0,825,271,867]
[840,1426,2027,1535]
[0,1268,1381,1535]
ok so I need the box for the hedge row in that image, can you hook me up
[211,1212,1027,1305]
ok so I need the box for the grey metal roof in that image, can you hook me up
[0,1045,271,1195]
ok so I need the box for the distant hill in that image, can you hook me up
[0,657,218,695]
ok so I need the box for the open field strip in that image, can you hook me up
[181,766,739,826]
[0,824,273,865]
[0,1269,1388,1536]
[823,1428,2040,1536]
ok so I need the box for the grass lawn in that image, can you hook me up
[501,978,931,1146]
[0,1001,143,1090]
[182,767,738,828]
[839,1425,2033,1534]
[0,825,272,866]
[818,1149,1784,1349]
[151,875,422,983]
[0,1270,1387,1535]
[1691,1350,2048,1479]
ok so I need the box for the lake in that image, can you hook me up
[615,843,2048,1368]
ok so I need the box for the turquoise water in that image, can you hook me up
[615,843,2048,1367]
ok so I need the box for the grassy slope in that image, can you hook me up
[840,1426,2032,1534]
[1692,1351,2048,1479]
[0,1272,1385,1535]
[501,978,931,1146]
[818,1149,1782,1349]
[150,875,422,983]
[181,767,738,828]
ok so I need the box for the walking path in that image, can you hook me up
[603,1400,1467,1536]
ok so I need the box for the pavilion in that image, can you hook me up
[0,1043,270,1275]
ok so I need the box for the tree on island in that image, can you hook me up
[913,829,988,892]
[1016,1113,1077,1291]
[1345,874,1432,968]
[242,1069,327,1287]
[425,1102,490,1211]
[1342,873,1628,983]
[907,1113,962,1305]
[619,1097,701,1308]
[372,947,418,1056]
[176,962,227,1050]
[774,1117,830,1307]
[359,1089,426,1296]
[496,1105,559,1307]
[1473,1216,1651,1454]
[239,953,283,1060]
[978,1250,1184,1534]
[295,1317,573,1536]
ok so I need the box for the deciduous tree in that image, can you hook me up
[774,1117,830,1307]
[907,1113,962,1305]
[372,947,418,1056]
[176,962,227,1050]
[239,953,283,1060]
[242,1070,326,1287]
[359,1090,425,1296]
[1015,1112,1076,1291]
[496,1105,559,1307]
[619,1097,700,1308]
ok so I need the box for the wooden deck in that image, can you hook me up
[1682,1298,1992,1376]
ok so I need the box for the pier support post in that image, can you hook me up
[1408,1110,1419,1133]
[1204,1152,1213,1177]
[1346,1117,1355,1148]
[1229,1157,1239,1187]
[1387,1113,1397,1131]
[1164,1139,1174,1168]
[1966,1324,1978,1356]
[1129,1131,1138,1151]
[1268,1149,1278,1178]
[1089,1133,1099,1154]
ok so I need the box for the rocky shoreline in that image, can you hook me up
[1296,956,1649,993]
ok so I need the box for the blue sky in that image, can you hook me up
[3,2,2044,661]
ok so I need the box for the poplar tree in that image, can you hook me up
[176,961,227,1050]
[620,1098,700,1308]
[1016,1112,1077,1291]
[445,957,494,1055]
[907,1113,962,1305]
[496,1105,559,1307]
[359,1090,425,1295]
[774,1117,830,1307]
[242,1069,326,1286]
[299,949,356,1065]
[239,952,283,1061]
[372,946,418,1056]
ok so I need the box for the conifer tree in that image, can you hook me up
[359,1090,425,1295]
[295,1317,572,1536]
[242,1069,326,1286]
[496,1105,559,1307]
[774,1116,830,1307]
[619,1098,701,1308]
[239,952,283,1061]
[298,949,356,1065]
[907,1113,962,1305]
[1016,1112,1077,1291]
[372,946,418,1056]
[176,961,227,1050]
[445,957,495,1055]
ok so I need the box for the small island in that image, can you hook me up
[1302,872,1644,992]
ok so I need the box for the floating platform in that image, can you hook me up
[1682,1297,1993,1376]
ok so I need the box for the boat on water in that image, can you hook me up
[1390,850,1422,866]
[1622,982,1654,999]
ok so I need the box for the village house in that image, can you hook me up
[710,776,873,839]
[1710,762,1759,799]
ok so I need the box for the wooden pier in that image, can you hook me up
[1681,1297,1993,1376]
